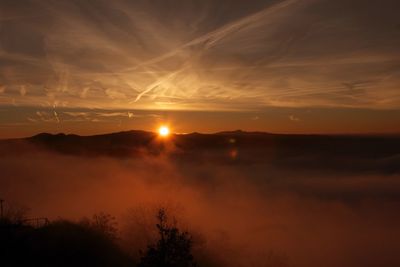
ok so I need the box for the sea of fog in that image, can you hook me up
[1,145,400,267]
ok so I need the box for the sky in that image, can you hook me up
[1,0,400,138]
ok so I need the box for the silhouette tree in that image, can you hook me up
[0,200,29,225]
[138,208,197,267]
[81,212,118,240]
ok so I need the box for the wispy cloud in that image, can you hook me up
[0,0,399,114]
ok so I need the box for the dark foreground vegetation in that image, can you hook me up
[0,208,197,267]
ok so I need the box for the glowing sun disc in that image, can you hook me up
[158,126,170,137]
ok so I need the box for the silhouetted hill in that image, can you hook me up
[25,130,158,157]
[1,130,400,173]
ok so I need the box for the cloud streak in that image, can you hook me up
[1,0,400,135]
[0,0,399,111]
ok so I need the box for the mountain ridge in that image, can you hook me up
[1,129,399,173]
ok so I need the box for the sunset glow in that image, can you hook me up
[0,0,399,138]
[158,126,170,137]
[1,1,400,266]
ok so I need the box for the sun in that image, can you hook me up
[158,126,170,137]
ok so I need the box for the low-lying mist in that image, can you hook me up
[1,142,400,267]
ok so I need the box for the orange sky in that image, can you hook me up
[1,0,400,137]
[1,106,399,139]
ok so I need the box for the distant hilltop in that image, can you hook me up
[0,129,398,156]
[1,130,399,173]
